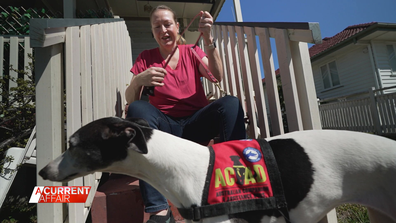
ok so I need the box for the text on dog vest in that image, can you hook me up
[214,164,267,188]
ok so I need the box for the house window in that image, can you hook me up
[321,61,340,89]
[386,45,396,75]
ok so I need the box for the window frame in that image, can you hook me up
[320,60,341,89]
[386,44,396,76]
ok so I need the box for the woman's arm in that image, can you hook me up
[125,74,143,104]
[200,41,223,82]
[125,67,167,104]
[198,11,223,82]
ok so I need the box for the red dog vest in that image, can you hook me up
[178,139,290,222]
[207,139,273,204]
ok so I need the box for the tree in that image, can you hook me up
[0,55,35,176]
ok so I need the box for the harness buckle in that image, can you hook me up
[191,205,201,222]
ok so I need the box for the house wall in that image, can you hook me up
[371,41,396,93]
[312,45,377,100]
[125,20,158,64]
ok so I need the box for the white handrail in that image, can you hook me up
[30,18,132,223]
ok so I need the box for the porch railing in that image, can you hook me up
[209,22,323,137]
[30,18,132,223]
[0,35,33,101]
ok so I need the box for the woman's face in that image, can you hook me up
[151,9,179,49]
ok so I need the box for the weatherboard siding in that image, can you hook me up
[125,20,158,63]
[313,45,375,100]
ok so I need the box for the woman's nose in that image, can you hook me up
[160,25,167,32]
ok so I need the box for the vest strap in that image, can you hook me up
[178,197,279,221]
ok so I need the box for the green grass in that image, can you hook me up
[336,204,369,223]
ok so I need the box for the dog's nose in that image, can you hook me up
[39,168,48,180]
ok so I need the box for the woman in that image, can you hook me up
[125,5,246,223]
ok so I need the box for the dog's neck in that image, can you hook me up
[109,129,210,209]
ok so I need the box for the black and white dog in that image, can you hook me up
[39,117,396,223]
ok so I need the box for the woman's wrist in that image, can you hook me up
[130,75,144,94]
[204,38,213,45]
[205,41,216,51]
[133,74,142,86]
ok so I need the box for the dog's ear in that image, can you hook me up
[100,119,149,154]
[125,124,148,154]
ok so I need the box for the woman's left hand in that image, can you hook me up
[198,11,214,44]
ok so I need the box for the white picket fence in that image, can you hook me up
[319,86,396,134]
[29,18,132,223]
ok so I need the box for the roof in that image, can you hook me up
[309,22,377,58]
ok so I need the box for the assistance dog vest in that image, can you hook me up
[178,139,290,222]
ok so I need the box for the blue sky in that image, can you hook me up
[216,0,396,40]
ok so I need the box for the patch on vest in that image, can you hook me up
[207,139,273,204]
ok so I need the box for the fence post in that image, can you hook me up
[35,44,65,223]
[275,29,303,132]
[290,41,322,130]
[9,37,19,91]
[369,87,382,134]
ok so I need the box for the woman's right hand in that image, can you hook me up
[137,67,167,87]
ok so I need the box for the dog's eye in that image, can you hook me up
[68,141,77,151]
[69,135,79,147]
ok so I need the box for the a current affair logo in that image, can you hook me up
[29,186,91,203]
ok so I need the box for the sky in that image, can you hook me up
[216,0,396,40]
[214,0,396,76]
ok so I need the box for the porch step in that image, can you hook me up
[91,174,149,223]
[91,174,185,223]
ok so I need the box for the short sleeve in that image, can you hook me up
[130,52,146,75]
[189,45,208,74]
[192,45,207,59]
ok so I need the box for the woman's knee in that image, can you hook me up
[127,100,153,118]
[217,96,243,112]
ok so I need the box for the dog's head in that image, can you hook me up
[39,117,152,182]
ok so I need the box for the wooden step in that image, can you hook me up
[91,174,186,223]
[91,174,149,223]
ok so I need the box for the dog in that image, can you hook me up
[39,117,396,223]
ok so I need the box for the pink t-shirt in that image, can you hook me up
[131,44,209,117]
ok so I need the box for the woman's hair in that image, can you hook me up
[177,34,186,45]
[150,5,185,45]
[149,5,178,23]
